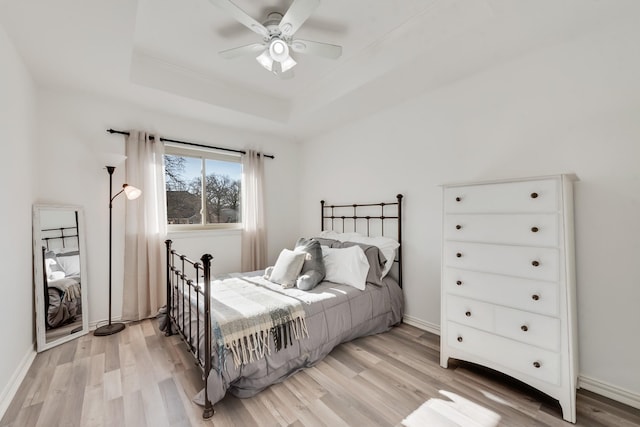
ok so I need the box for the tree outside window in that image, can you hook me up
[164,148,242,229]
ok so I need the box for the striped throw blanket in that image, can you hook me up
[210,276,308,370]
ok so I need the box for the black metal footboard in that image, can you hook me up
[164,239,214,419]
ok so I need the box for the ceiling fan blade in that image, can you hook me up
[208,0,269,37]
[279,0,320,37]
[219,43,266,59]
[290,39,342,59]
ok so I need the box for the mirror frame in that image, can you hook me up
[33,204,89,351]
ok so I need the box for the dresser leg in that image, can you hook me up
[440,354,449,369]
[559,393,576,423]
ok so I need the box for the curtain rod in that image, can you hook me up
[106,129,275,159]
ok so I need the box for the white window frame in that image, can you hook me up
[164,144,242,232]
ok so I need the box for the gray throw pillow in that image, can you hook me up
[295,238,326,291]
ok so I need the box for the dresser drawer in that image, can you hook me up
[444,213,559,247]
[446,295,494,332]
[447,322,560,385]
[494,306,560,351]
[444,179,559,214]
[444,242,560,282]
[443,269,559,317]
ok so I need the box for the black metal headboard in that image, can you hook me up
[41,226,79,251]
[321,194,403,288]
[41,211,80,251]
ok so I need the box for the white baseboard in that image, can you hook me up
[0,346,36,421]
[578,375,640,410]
[89,315,123,331]
[403,315,441,336]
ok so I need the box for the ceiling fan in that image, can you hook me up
[208,0,343,78]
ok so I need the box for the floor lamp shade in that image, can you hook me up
[94,166,141,336]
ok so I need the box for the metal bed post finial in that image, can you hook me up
[320,200,325,231]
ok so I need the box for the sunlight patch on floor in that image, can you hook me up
[402,390,501,427]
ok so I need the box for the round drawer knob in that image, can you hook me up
[456,252,462,258]
[455,196,462,202]
[457,336,463,342]
[532,294,540,301]
[533,361,541,368]
[456,280,462,286]
[465,311,471,317]
[456,224,462,230]
[531,192,539,199]
[531,226,539,233]
[531,260,540,267]
[521,325,529,332]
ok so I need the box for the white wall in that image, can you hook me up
[298,17,640,401]
[0,24,37,416]
[35,88,301,328]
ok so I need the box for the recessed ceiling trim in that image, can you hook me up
[130,50,291,123]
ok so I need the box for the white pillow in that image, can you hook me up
[48,271,66,281]
[267,249,306,288]
[318,231,399,278]
[321,245,369,291]
[56,252,81,276]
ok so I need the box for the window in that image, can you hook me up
[164,145,242,230]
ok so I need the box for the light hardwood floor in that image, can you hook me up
[2,319,639,427]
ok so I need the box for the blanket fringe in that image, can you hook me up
[223,316,309,368]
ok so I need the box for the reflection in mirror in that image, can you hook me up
[33,204,89,351]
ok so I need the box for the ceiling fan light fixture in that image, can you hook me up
[269,39,290,62]
[280,55,297,73]
[256,50,274,71]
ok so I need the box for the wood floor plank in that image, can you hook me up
[254,390,292,427]
[57,355,90,427]
[254,386,298,426]
[74,333,93,359]
[6,401,42,427]
[238,391,281,427]
[158,377,190,426]
[267,382,326,427]
[34,361,73,427]
[79,384,105,427]
[139,384,171,427]
[122,390,147,427]
[104,396,125,427]
[118,342,140,395]
[88,353,105,387]
[304,397,351,427]
[103,368,123,401]
[104,334,121,373]
[3,319,640,427]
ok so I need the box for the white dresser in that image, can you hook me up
[440,174,578,423]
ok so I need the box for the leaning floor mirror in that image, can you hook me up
[33,204,89,351]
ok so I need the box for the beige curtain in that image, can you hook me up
[241,150,267,271]
[122,130,167,321]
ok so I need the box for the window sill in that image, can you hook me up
[167,228,242,239]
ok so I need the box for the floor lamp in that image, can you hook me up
[94,165,142,336]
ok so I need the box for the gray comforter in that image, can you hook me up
[188,273,404,408]
[47,276,81,328]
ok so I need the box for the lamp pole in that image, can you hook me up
[94,166,126,336]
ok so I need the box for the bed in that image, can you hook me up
[40,227,83,330]
[164,195,404,418]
